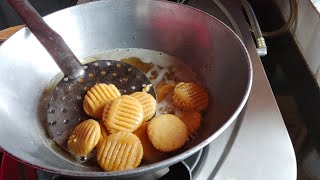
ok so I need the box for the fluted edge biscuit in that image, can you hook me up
[172,82,208,112]
[97,131,143,171]
[130,92,156,121]
[83,83,121,119]
[98,122,109,147]
[67,119,101,156]
[102,95,143,133]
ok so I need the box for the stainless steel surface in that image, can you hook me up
[184,148,202,172]
[188,0,297,179]
[10,0,156,153]
[8,0,85,79]
[0,0,252,177]
[35,145,203,179]
[191,109,244,179]
[46,60,156,149]
[241,0,267,57]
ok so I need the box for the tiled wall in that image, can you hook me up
[275,0,320,85]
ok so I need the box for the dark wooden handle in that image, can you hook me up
[7,0,84,79]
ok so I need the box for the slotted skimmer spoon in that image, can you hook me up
[8,0,156,150]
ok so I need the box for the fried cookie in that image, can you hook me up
[68,119,101,156]
[83,83,121,119]
[134,122,166,162]
[180,111,202,136]
[97,131,143,171]
[147,114,188,152]
[98,122,109,147]
[102,95,143,134]
[130,92,156,121]
[172,82,208,112]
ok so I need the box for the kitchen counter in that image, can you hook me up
[188,0,297,179]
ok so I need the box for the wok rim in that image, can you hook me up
[0,0,253,177]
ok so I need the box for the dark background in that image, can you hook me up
[0,0,77,29]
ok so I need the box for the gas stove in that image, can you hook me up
[0,0,296,179]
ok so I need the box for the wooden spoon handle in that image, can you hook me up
[0,25,25,42]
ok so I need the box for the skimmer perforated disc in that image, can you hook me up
[47,60,156,149]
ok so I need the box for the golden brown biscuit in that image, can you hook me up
[147,114,188,152]
[100,123,109,139]
[97,131,143,171]
[98,122,109,147]
[130,92,156,121]
[134,122,166,162]
[102,95,143,134]
[172,82,208,112]
[180,111,202,136]
[67,119,101,156]
[83,83,121,119]
[156,82,176,102]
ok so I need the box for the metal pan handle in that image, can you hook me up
[7,0,84,79]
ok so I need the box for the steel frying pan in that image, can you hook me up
[0,0,252,177]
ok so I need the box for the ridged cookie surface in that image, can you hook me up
[67,119,101,156]
[97,132,143,171]
[130,92,156,121]
[172,82,208,112]
[103,95,143,133]
[83,83,121,119]
[98,122,109,147]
